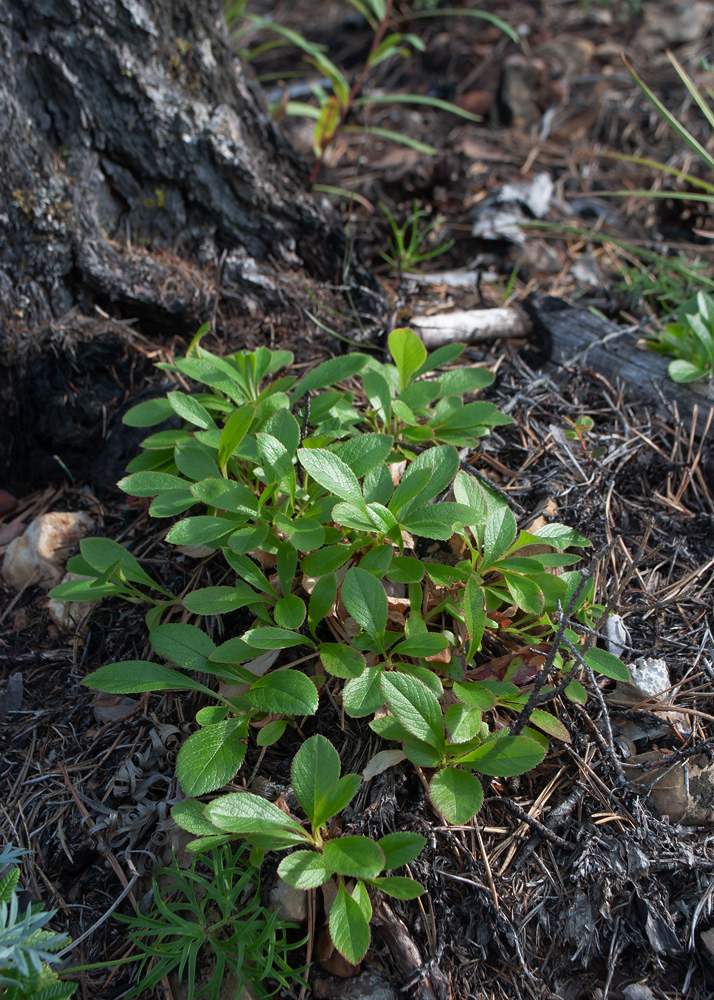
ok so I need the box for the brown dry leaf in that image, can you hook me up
[93,693,139,723]
[626,752,714,825]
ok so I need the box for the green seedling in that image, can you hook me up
[644,290,714,382]
[173,735,426,967]
[379,200,453,273]
[69,844,307,1000]
[0,846,76,1000]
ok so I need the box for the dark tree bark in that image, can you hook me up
[0,0,376,490]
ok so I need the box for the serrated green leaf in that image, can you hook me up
[298,448,365,507]
[502,572,544,616]
[256,719,288,746]
[171,800,225,836]
[386,556,424,584]
[149,489,197,517]
[528,709,571,742]
[335,434,394,478]
[482,505,518,565]
[362,367,393,426]
[176,720,247,796]
[464,577,487,663]
[302,545,353,577]
[343,667,384,717]
[533,523,591,549]
[332,501,375,532]
[403,738,442,768]
[205,792,306,836]
[307,573,337,635]
[359,544,393,578]
[430,768,483,824]
[275,514,325,552]
[381,673,444,752]
[565,679,587,704]
[341,567,388,646]
[292,733,340,828]
[227,524,269,555]
[397,444,459,517]
[388,466,432,515]
[453,681,496,712]
[320,643,366,679]
[263,407,301,455]
[445,703,482,743]
[363,463,394,505]
[249,670,319,715]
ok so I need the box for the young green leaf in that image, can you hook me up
[171,799,226,837]
[482,505,518,566]
[256,719,288,747]
[320,643,366,679]
[329,882,371,966]
[242,627,311,650]
[123,397,174,427]
[249,670,319,715]
[168,391,216,430]
[395,444,459,516]
[149,623,215,671]
[565,679,588,705]
[463,577,487,663]
[190,478,259,515]
[322,837,385,879]
[174,438,221,482]
[366,876,425,899]
[278,850,331,890]
[402,738,442,768]
[359,544,393,578]
[377,832,426,870]
[118,471,188,496]
[176,720,247,797]
[275,514,325,552]
[369,715,413,741]
[149,489,198,517]
[302,545,354,577]
[412,341,465,378]
[583,647,630,682]
[380,672,445,752]
[429,768,484,824]
[456,734,546,776]
[528,709,571,742]
[501,572,544,616]
[341,567,388,646]
[82,661,211,695]
[362,367,392,426]
[291,353,369,399]
[274,595,307,630]
[386,556,424,584]
[391,633,449,659]
[219,405,254,470]
[292,734,340,828]
[388,328,428,389]
[166,516,238,545]
[183,584,260,616]
[533,523,591,549]
[308,573,337,635]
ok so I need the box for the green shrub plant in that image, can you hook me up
[49,327,631,969]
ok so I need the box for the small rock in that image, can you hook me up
[700,926,714,966]
[92,693,139,723]
[497,54,548,127]
[456,90,492,117]
[0,673,23,720]
[47,571,102,631]
[313,972,396,999]
[636,1,714,51]
[623,984,657,1000]
[268,878,308,924]
[532,38,595,77]
[0,490,17,515]
[1,511,94,590]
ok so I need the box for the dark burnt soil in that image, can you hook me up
[3,1,714,998]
